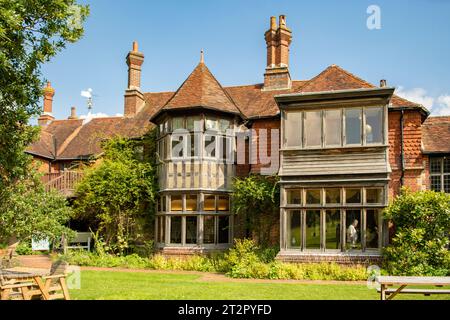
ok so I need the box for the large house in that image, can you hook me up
[27,16,450,263]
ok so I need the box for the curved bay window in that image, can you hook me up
[283,187,386,253]
[155,193,232,248]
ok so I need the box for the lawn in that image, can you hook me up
[70,271,450,300]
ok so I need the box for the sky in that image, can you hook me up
[36,0,450,122]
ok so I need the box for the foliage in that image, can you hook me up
[0,170,74,244]
[73,136,157,255]
[62,239,367,281]
[0,0,89,188]
[383,189,450,276]
[232,175,280,246]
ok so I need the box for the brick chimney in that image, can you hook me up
[68,106,78,119]
[124,41,145,117]
[38,81,55,126]
[263,15,293,91]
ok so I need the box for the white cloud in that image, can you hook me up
[395,87,450,116]
[435,95,450,116]
[396,86,434,109]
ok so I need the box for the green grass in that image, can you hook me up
[70,271,450,300]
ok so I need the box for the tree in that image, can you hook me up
[73,136,157,255]
[383,189,450,276]
[232,175,280,247]
[0,0,89,188]
[0,170,74,244]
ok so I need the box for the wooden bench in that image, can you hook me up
[376,276,450,300]
[64,232,92,254]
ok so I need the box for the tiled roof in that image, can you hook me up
[27,64,429,160]
[422,116,450,153]
[158,62,242,117]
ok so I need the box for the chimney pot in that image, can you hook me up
[380,79,387,87]
[270,16,277,30]
[133,41,138,52]
[279,15,286,28]
[69,106,78,119]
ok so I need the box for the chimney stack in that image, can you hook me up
[380,79,387,87]
[124,41,145,117]
[68,106,78,119]
[38,82,56,126]
[263,15,293,91]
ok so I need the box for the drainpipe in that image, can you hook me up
[400,109,405,188]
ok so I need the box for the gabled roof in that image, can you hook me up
[422,116,450,154]
[298,65,426,111]
[153,62,242,119]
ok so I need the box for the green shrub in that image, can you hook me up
[383,189,450,276]
[62,239,369,281]
[15,241,33,256]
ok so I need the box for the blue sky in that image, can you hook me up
[37,0,450,121]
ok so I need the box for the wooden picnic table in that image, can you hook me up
[376,276,450,300]
[0,267,51,300]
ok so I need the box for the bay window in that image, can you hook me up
[283,106,385,149]
[283,186,385,252]
[156,193,232,247]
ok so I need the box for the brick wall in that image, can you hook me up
[249,118,281,175]
[388,109,426,199]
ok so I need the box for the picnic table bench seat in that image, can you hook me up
[376,276,450,300]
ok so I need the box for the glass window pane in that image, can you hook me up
[444,158,450,173]
[171,135,184,158]
[365,107,383,144]
[170,216,182,244]
[205,135,216,158]
[218,216,230,244]
[285,112,302,147]
[306,189,321,205]
[171,195,182,211]
[366,209,380,249]
[366,188,383,204]
[203,216,215,244]
[345,108,362,145]
[444,176,450,193]
[430,158,442,174]
[186,195,198,211]
[305,210,321,249]
[325,189,341,204]
[325,210,341,250]
[287,189,302,205]
[219,119,231,132]
[305,111,322,147]
[205,118,218,131]
[204,195,216,211]
[346,210,361,250]
[187,116,201,131]
[218,195,230,211]
[346,188,361,204]
[431,176,441,192]
[172,117,184,131]
[287,210,301,249]
[325,110,342,146]
[185,216,198,244]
